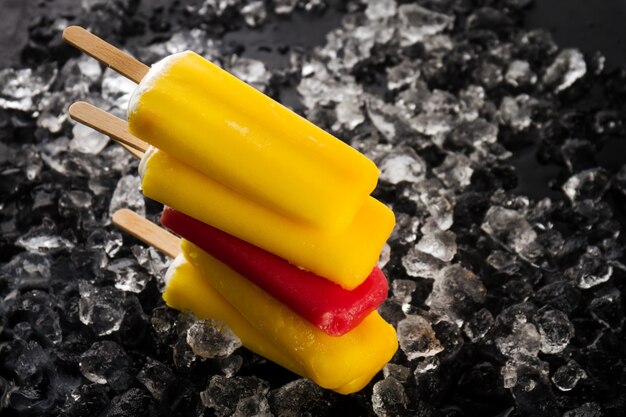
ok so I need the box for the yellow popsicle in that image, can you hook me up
[141,147,395,290]
[179,240,398,392]
[163,255,387,394]
[128,51,379,233]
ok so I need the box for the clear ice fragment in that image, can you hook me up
[397,4,454,46]
[551,360,586,391]
[186,319,242,358]
[79,341,131,388]
[109,175,145,218]
[396,315,444,360]
[534,309,574,354]
[562,168,610,203]
[402,245,446,278]
[78,281,125,336]
[201,375,269,417]
[543,49,587,92]
[415,230,457,262]
[241,1,267,27]
[70,123,110,155]
[426,264,487,324]
[371,377,408,417]
[379,147,426,184]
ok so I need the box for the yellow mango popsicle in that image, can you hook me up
[141,147,395,290]
[171,240,397,393]
[163,255,384,394]
[128,51,379,233]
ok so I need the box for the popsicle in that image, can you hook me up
[128,50,379,233]
[141,146,394,290]
[173,239,398,393]
[161,206,388,336]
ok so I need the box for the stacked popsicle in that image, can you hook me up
[64,28,398,394]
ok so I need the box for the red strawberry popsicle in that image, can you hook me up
[161,207,389,336]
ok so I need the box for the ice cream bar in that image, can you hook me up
[129,51,379,233]
[161,206,388,336]
[141,147,395,290]
[165,241,397,393]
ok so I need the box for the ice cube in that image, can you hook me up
[79,341,131,389]
[426,264,487,324]
[78,281,125,336]
[551,360,586,391]
[186,319,242,358]
[396,315,444,360]
[200,375,269,417]
[415,230,457,262]
[378,147,426,184]
[109,175,145,218]
[241,1,267,27]
[371,377,408,417]
[534,309,574,354]
[70,123,110,155]
[543,49,586,92]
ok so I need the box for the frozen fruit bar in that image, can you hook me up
[161,206,388,336]
[164,241,397,394]
[141,147,394,290]
[129,51,379,233]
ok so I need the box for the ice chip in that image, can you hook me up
[382,363,411,383]
[272,0,298,15]
[0,64,57,112]
[268,379,330,416]
[543,49,587,92]
[371,377,408,417]
[402,246,446,278]
[107,258,150,293]
[102,68,135,117]
[505,60,536,87]
[496,320,541,358]
[365,0,397,21]
[481,206,541,261]
[78,281,125,336]
[186,319,242,358]
[201,375,269,417]
[463,308,494,342]
[562,168,610,203]
[567,246,613,289]
[379,147,426,184]
[241,1,267,27]
[416,230,457,262]
[109,175,145,218]
[230,56,271,93]
[391,279,417,304]
[16,222,75,253]
[433,153,473,188]
[534,309,574,354]
[396,315,444,360]
[551,360,586,391]
[79,341,131,388]
[397,4,454,46]
[427,264,486,324]
[70,123,110,155]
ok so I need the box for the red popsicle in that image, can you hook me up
[161,207,389,336]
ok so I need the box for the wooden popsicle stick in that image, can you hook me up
[63,26,149,83]
[119,142,145,159]
[69,101,149,154]
[112,209,181,258]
